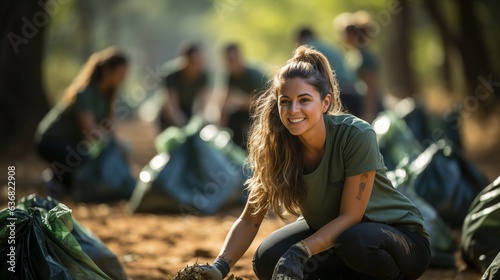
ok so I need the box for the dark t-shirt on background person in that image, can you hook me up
[163,69,208,119]
[224,66,266,148]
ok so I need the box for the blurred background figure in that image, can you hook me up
[159,42,210,131]
[295,26,363,118]
[334,11,384,123]
[220,43,267,148]
[35,47,128,199]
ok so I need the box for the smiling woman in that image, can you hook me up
[179,45,431,280]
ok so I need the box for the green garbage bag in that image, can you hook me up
[372,110,424,171]
[154,115,205,154]
[482,251,500,280]
[0,205,111,279]
[462,176,500,273]
[128,120,248,215]
[17,194,126,279]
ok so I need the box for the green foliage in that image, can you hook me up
[204,0,390,68]
[42,0,500,108]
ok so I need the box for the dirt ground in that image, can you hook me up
[2,103,499,279]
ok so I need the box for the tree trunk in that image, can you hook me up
[423,0,456,93]
[385,0,416,98]
[424,0,498,112]
[456,0,494,103]
[0,0,49,158]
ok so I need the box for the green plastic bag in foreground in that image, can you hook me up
[482,251,500,280]
[462,176,500,273]
[17,194,126,279]
[0,205,111,279]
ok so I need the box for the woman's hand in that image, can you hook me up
[198,264,224,279]
[174,263,223,280]
[271,241,312,280]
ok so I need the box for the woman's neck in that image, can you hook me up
[300,121,327,172]
[299,118,327,154]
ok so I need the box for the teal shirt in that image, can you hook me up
[36,85,110,143]
[358,48,379,74]
[303,39,356,87]
[300,114,428,239]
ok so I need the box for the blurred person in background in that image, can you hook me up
[35,47,128,199]
[220,43,267,148]
[334,11,385,123]
[295,26,364,118]
[159,42,210,130]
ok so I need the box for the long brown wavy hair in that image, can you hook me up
[62,47,128,118]
[245,45,344,220]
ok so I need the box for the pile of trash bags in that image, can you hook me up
[68,116,247,213]
[373,97,498,272]
[0,194,125,279]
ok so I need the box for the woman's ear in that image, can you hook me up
[323,94,332,113]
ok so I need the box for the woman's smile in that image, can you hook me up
[288,117,306,124]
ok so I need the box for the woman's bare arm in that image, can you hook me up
[216,200,267,268]
[303,170,376,255]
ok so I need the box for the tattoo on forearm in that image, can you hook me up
[356,173,368,200]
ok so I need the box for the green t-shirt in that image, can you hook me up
[303,39,356,87]
[227,66,266,95]
[36,85,109,143]
[163,69,208,117]
[300,114,428,239]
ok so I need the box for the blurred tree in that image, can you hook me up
[424,0,500,105]
[0,0,49,157]
[384,0,416,97]
[76,0,93,56]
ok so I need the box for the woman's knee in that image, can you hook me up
[252,220,312,279]
[252,242,283,280]
[336,226,370,251]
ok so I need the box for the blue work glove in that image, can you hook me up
[197,264,223,280]
[272,241,312,280]
[198,257,230,280]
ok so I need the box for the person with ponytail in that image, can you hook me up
[35,47,128,198]
[187,45,430,280]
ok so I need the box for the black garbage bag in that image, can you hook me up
[17,194,126,279]
[462,176,500,273]
[128,121,248,215]
[482,251,500,280]
[413,140,488,228]
[393,97,461,149]
[386,167,458,268]
[0,206,111,279]
[72,138,136,203]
